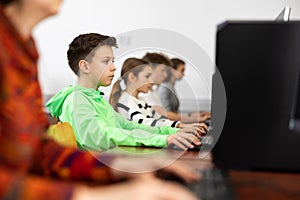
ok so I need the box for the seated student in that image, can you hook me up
[46,33,202,151]
[0,0,199,199]
[138,52,169,109]
[140,52,210,123]
[109,57,207,133]
[158,58,211,122]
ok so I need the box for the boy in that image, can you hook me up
[46,33,203,151]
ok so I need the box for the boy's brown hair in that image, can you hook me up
[67,33,117,75]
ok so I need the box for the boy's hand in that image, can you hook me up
[167,131,201,150]
[177,123,208,136]
[109,156,200,183]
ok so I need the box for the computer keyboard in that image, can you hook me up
[157,168,236,200]
[168,135,215,151]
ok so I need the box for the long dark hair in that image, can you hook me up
[109,58,148,111]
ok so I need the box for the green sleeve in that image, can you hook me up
[60,93,170,151]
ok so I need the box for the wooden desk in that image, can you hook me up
[228,170,300,200]
[104,146,300,200]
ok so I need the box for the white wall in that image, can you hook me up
[35,0,300,107]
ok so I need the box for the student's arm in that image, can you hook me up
[32,138,116,183]
[116,109,178,134]
[75,116,169,150]
[60,93,199,151]
[73,174,198,200]
[0,166,74,200]
[180,112,211,123]
[117,102,179,128]
[62,94,170,150]
[0,147,199,200]
[74,111,169,150]
[153,105,210,123]
[153,105,181,121]
[112,109,203,150]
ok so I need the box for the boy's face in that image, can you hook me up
[88,45,116,87]
[150,64,168,85]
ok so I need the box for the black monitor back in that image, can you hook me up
[212,21,300,172]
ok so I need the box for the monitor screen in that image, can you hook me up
[212,21,300,172]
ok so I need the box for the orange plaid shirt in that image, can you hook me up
[0,6,114,200]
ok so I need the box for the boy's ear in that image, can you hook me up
[78,60,89,74]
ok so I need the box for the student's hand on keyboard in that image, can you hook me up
[163,160,201,183]
[178,123,208,136]
[157,160,201,184]
[74,173,199,200]
[167,131,201,150]
[109,156,200,183]
[129,174,199,200]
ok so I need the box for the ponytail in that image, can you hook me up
[109,79,122,111]
[109,57,149,111]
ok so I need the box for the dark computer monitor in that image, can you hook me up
[212,21,300,172]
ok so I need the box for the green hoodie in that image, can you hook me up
[46,85,178,151]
